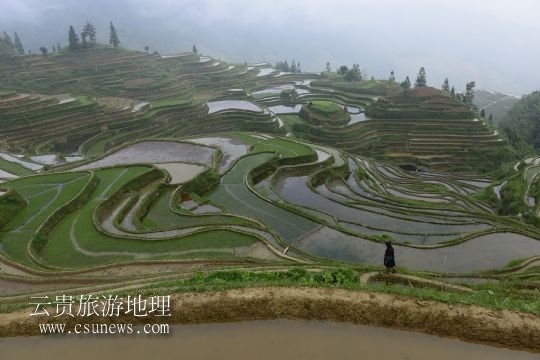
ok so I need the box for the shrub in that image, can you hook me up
[0,189,27,229]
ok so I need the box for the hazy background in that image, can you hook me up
[1,0,538,94]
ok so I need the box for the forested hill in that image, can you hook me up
[473,89,520,123]
[499,91,540,150]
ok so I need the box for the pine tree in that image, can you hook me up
[326,62,331,72]
[144,45,149,52]
[414,67,427,88]
[450,86,455,97]
[13,32,24,54]
[3,32,13,47]
[480,109,486,118]
[297,62,301,73]
[283,60,289,72]
[400,76,411,90]
[489,113,493,121]
[109,21,120,48]
[81,32,88,48]
[290,59,297,73]
[464,81,476,104]
[192,44,197,53]
[39,46,48,57]
[442,78,450,92]
[68,25,79,50]
[52,45,56,53]
[82,22,97,47]
[389,70,395,82]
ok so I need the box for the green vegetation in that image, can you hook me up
[500,172,529,215]
[473,89,520,123]
[0,172,91,266]
[252,138,314,158]
[310,100,343,114]
[279,114,303,133]
[102,269,540,316]
[414,66,427,88]
[500,91,540,151]
[0,158,34,176]
[0,190,26,228]
[0,35,538,330]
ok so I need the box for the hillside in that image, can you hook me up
[473,89,521,123]
[0,47,514,173]
[499,91,540,150]
[0,44,539,353]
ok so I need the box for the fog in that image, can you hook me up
[1,0,539,94]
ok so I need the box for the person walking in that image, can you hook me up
[384,241,396,273]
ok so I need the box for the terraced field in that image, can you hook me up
[0,132,538,292]
[0,47,538,313]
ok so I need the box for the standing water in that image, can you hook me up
[0,320,536,360]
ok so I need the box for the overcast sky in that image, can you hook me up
[1,0,539,94]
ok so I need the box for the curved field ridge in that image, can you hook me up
[207,100,263,114]
[189,136,249,172]
[73,141,215,170]
[1,287,539,351]
[298,227,540,273]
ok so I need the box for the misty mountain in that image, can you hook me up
[473,89,521,123]
[1,0,539,94]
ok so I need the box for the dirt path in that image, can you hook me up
[0,287,538,351]
[359,271,473,292]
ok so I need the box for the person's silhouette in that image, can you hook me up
[384,241,396,273]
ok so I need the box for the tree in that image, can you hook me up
[450,86,455,97]
[290,59,297,73]
[489,113,493,121]
[442,78,450,92]
[144,45,149,52]
[400,76,411,90]
[297,62,301,73]
[342,64,361,82]
[414,67,427,88]
[52,45,56,53]
[344,68,361,82]
[192,44,197,53]
[3,32,13,47]
[81,32,88,48]
[389,70,395,83]
[0,33,16,55]
[480,109,486,118]
[82,22,97,47]
[39,46,48,57]
[464,81,476,104]
[13,32,24,54]
[337,65,348,75]
[326,62,331,72]
[275,60,290,72]
[57,43,62,51]
[68,25,79,50]
[109,21,120,48]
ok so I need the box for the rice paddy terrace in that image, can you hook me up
[0,47,538,305]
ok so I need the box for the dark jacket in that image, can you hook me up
[384,244,395,267]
